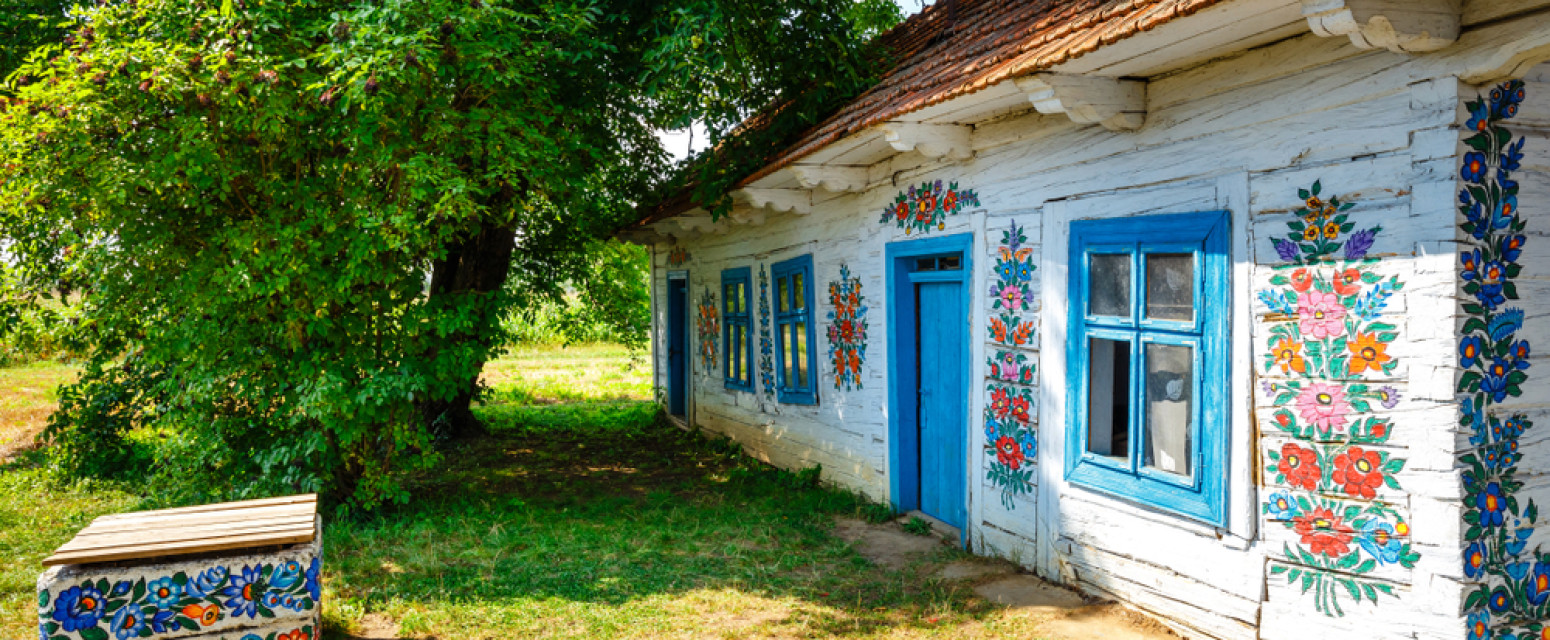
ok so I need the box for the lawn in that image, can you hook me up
[0,345,1060,639]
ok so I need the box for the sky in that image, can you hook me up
[656,0,928,162]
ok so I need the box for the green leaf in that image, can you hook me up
[81,627,109,640]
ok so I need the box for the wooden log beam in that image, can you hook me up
[1013,74,1147,132]
[879,122,974,161]
[788,165,869,193]
[1300,0,1461,53]
[734,188,813,215]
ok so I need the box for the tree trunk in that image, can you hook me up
[419,216,517,440]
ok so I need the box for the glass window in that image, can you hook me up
[772,255,818,405]
[1067,211,1230,526]
[721,268,754,391]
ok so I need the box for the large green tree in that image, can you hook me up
[0,0,887,508]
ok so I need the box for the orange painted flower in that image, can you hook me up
[1305,196,1324,210]
[1290,268,1313,293]
[1332,268,1362,296]
[1303,225,1320,242]
[182,604,219,626]
[1323,221,1340,240]
[1347,333,1391,374]
[278,630,312,640]
[1272,337,1306,374]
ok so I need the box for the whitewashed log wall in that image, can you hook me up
[646,9,1550,639]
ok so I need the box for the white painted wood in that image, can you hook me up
[878,122,974,161]
[787,165,869,193]
[1301,0,1463,53]
[734,188,812,216]
[1014,74,1148,132]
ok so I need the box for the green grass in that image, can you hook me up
[0,346,1058,639]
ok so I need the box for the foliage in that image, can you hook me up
[0,0,881,510]
[0,0,69,80]
[843,0,904,41]
[902,516,932,537]
[502,240,650,349]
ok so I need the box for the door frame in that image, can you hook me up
[666,270,690,420]
[885,233,975,522]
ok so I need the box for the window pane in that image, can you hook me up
[939,255,961,271]
[724,284,735,312]
[1089,254,1131,318]
[780,323,793,384]
[795,322,808,387]
[1086,338,1131,461]
[737,327,749,381]
[1146,254,1194,322]
[737,283,746,314]
[793,273,806,311]
[778,278,790,313]
[1144,343,1194,479]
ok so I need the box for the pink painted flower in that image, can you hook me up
[997,353,1020,381]
[1296,382,1353,435]
[1296,291,1347,340]
[1000,284,1026,310]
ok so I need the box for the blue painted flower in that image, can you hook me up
[1273,238,1299,263]
[1463,151,1490,183]
[222,565,265,619]
[1488,585,1514,614]
[1462,249,1484,281]
[984,416,1000,441]
[1493,195,1519,230]
[51,585,106,632]
[148,609,178,634]
[1461,335,1485,369]
[306,557,321,602]
[262,591,283,609]
[242,635,264,640]
[1503,416,1527,439]
[110,580,132,597]
[1501,234,1527,264]
[1527,560,1550,606]
[1497,169,1519,194]
[1464,540,1488,579]
[1477,278,1507,311]
[144,577,180,609]
[271,560,303,590]
[1482,358,1514,402]
[1467,101,1493,134]
[1502,137,1525,172]
[1463,400,1487,443]
[109,604,146,640]
[1015,261,1035,282]
[1477,482,1509,527]
[1489,309,1525,342]
[1467,611,1491,640]
[185,566,229,599]
[1506,527,1532,556]
[1265,491,1299,520]
[1357,519,1403,564]
[281,594,305,611]
[995,260,1015,281]
[1465,199,1490,239]
[1343,228,1377,260]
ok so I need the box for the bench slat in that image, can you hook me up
[45,494,319,567]
[57,518,318,552]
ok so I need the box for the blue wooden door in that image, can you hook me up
[915,278,966,528]
[667,278,688,417]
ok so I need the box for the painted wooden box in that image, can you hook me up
[37,495,321,640]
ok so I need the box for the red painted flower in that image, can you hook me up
[1293,506,1355,557]
[1332,446,1384,499]
[1333,268,1362,296]
[1277,443,1321,491]
[943,191,958,212]
[990,387,1012,418]
[1290,268,1314,292]
[996,436,1024,470]
[1009,395,1031,425]
[894,201,909,221]
[279,630,311,640]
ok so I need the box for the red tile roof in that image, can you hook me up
[645,0,1226,223]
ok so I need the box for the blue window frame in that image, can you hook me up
[721,267,754,391]
[772,255,819,405]
[1066,211,1231,526]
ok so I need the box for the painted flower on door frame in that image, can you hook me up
[879,180,981,235]
[758,265,776,400]
[1258,182,1418,617]
[1455,80,1548,639]
[825,263,868,391]
[983,219,1038,510]
[697,287,718,371]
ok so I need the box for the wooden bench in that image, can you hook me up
[38,494,322,640]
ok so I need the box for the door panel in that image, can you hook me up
[916,280,966,528]
[668,279,688,417]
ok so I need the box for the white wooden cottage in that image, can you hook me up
[621,1,1550,638]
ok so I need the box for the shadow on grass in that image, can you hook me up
[321,401,993,638]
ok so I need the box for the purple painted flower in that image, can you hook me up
[1343,228,1377,260]
[1377,386,1400,409]
[1272,238,1299,262]
[1261,380,1276,397]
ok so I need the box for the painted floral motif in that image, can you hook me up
[758,265,776,401]
[984,219,1038,509]
[697,287,718,371]
[825,263,868,391]
[879,180,981,235]
[987,350,1036,385]
[237,628,312,640]
[1270,181,1380,264]
[667,247,690,267]
[38,559,318,640]
[1259,182,1417,617]
[1457,80,1548,639]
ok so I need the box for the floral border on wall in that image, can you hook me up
[984,219,1037,509]
[825,263,867,391]
[758,265,776,401]
[1456,80,1548,640]
[39,559,319,640]
[878,180,980,235]
[697,287,718,372]
[1258,181,1418,617]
